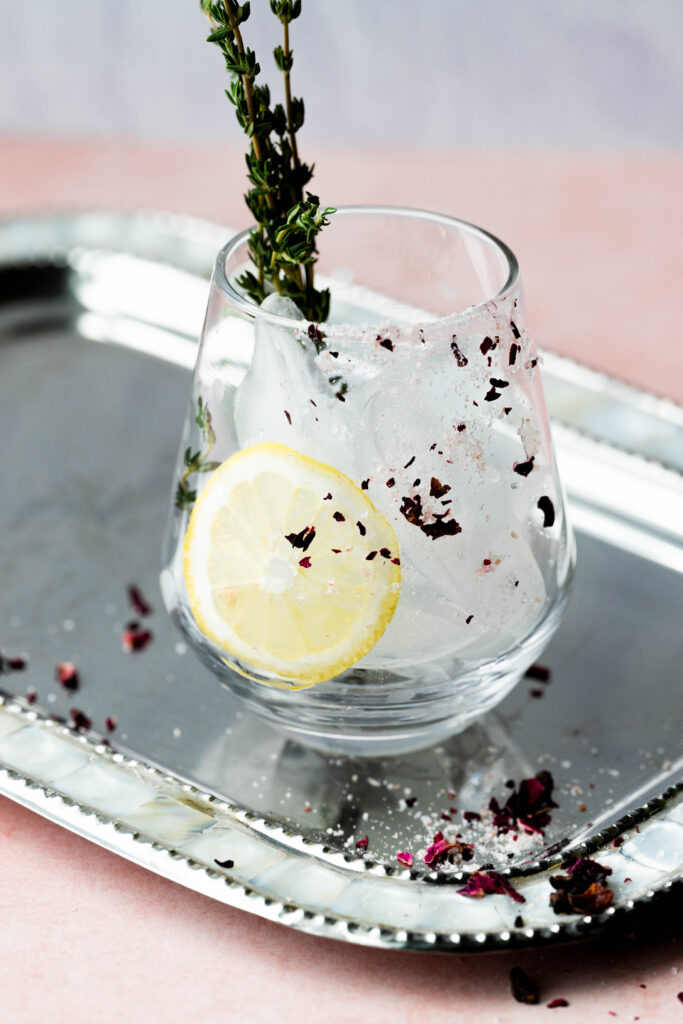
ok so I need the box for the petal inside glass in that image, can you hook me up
[161,207,574,755]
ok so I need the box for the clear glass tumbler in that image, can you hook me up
[161,207,574,755]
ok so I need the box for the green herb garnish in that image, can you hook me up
[175,397,220,510]
[202,1,335,321]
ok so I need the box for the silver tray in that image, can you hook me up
[1,211,681,953]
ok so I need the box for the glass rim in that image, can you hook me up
[213,204,520,330]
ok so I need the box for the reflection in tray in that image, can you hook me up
[0,211,681,951]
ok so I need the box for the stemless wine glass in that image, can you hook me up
[161,207,574,755]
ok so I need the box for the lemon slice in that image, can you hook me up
[183,442,401,687]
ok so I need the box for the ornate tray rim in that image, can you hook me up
[0,209,681,953]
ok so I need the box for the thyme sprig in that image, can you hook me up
[175,397,220,510]
[202,0,334,321]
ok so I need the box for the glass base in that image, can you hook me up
[171,589,570,758]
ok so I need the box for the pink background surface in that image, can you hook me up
[0,138,682,1022]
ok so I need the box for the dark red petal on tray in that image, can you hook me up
[283,410,292,424]
[298,556,312,569]
[70,708,92,731]
[386,477,395,488]
[6,656,27,671]
[333,511,345,522]
[214,857,234,869]
[356,836,368,850]
[525,664,551,682]
[55,661,80,692]
[404,796,417,808]
[127,584,153,617]
[547,998,570,1009]
[105,715,117,732]
[480,336,495,355]
[356,520,366,536]
[510,321,521,339]
[489,771,558,836]
[396,851,413,868]
[378,337,394,351]
[458,870,525,903]
[121,625,153,653]
[26,689,37,705]
[510,966,539,1005]
[549,857,614,915]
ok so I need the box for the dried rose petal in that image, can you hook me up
[463,811,481,823]
[424,831,474,867]
[356,836,368,850]
[513,457,535,477]
[510,966,539,1005]
[55,661,80,692]
[70,708,92,731]
[537,496,556,528]
[26,689,37,705]
[378,336,394,351]
[121,624,153,653]
[7,656,27,671]
[525,664,551,683]
[549,857,614,916]
[127,584,153,617]
[451,339,468,367]
[429,477,451,499]
[214,857,234,869]
[458,870,525,903]
[396,851,413,868]
[547,998,569,1009]
[285,525,316,552]
[298,557,312,569]
[105,715,117,732]
[489,771,558,837]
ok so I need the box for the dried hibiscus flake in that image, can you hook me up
[356,836,368,850]
[421,518,461,540]
[429,477,451,499]
[489,771,558,836]
[121,623,153,653]
[463,810,481,823]
[285,525,316,552]
[0,654,27,673]
[458,870,525,903]
[484,387,501,402]
[403,455,416,469]
[26,689,37,705]
[55,661,80,692]
[298,556,312,569]
[525,664,551,683]
[386,477,395,488]
[549,857,614,916]
[396,851,413,868]
[105,715,117,732]
[284,410,292,424]
[356,520,366,536]
[70,708,92,731]
[451,338,468,366]
[510,321,521,339]
[480,336,496,355]
[404,796,417,808]
[127,584,153,617]
[510,966,539,1005]
[214,857,234,869]
[378,336,394,351]
[366,551,377,561]
[537,495,556,528]
[509,343,520,365]
[333,511,345,522]
[424,830,474,867]
[513,457,535,477]
[547,998,569,1009]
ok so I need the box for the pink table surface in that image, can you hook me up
[0,137,682,1023]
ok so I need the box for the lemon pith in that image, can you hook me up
[182,443,401,686]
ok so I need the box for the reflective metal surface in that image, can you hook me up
[0,211,680,950]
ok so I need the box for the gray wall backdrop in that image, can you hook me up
[2,0,682,149]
